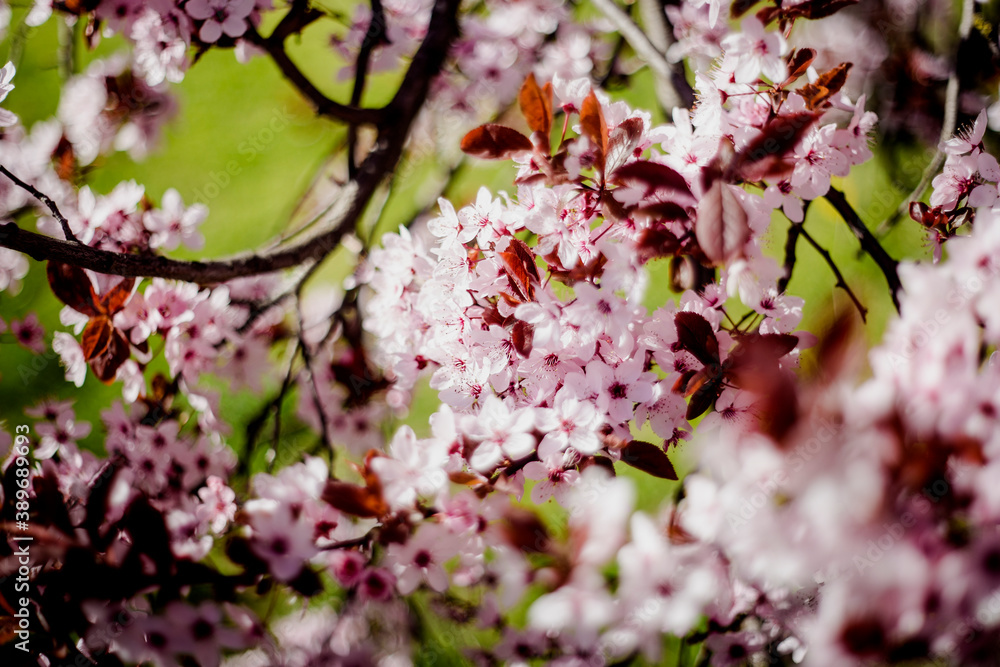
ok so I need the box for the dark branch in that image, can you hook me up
[348,0,389,178]
[824,187,902,312]
[0,165,79,243]
[777,220,801,294]
[244,22,383,127]
[0,0,462,284]
[799,226,868,323]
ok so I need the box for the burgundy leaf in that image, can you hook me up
[461,124,534,160]
[685,380,723,421]
[674,311,720,367]
[81,316,114,362]
[47,261,101,317]
[511,320,534,357]
[612,160,694,201]
[605,117,645,174]
[519,73,553,138]
[621,440,678,480]
[98,277,136,315]
[784,48,817,84]
[88,328,131,383]
[322,479,387,518]
[500,238,540,302]
[580,90,608,172]
[695,180,750,265]
[732,112,818,181]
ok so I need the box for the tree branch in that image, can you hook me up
[798,226,867,323]
[636,0,695,109]
[244,21,384,127]
[0,165,79,243]
[348,0,389,178]
[0,0,462,285]
[777,220,801,294]
[590,0,685,110]
[824,187,902,312]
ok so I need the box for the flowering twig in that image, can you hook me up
[0,164,79,243]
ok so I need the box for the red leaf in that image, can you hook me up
[461,124,534,160]
[500,238,540,302]
[322,479,387,519]
[499,506,552,554]
[732,112,818,181]
[580,90,608,172]
[88,329,131,384]
[47,261,101,317]
[98,277,136,315]
[605,117,645,174]
[695,180,750,265]
[511,320,534,357]
[784,48,816,84]
[726,333,800,386]
[519,73,552,138]
[612,160,694,202]
[621,441,678,480]
[674,311,720,367]
[798,63,852,110]
[81,316,114,361]
[686,380,723,420]
[636,225,681,264]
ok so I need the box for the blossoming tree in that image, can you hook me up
[1,0,999,664]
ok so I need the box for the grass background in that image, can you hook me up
[0,4,931,664]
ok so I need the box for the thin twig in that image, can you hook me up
[799,226,868,323]
[778,202,810,294]
[884,0,975,228]
[824,187,902,312]
[0,165,79,243]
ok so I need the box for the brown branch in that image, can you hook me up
[348,0,390,178]
[0,0,462,285]
[778,201,810,294]
[590,0,690,111]
[824,187,902,312]
[245,24,383,127]
[0,165,79,243]
[798,226,868,323]
[777,220,801,294]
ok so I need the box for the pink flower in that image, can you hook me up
[465,396,537,472]
[196,475,237,534]
[185,0,254,43]
[0,62,17,127]
[11,313,45,353]
[523,449,580,505]
[384,524,458,595]
[33,405,91,459]
[144,188,207,251]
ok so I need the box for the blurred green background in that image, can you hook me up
[0,5,931,662]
